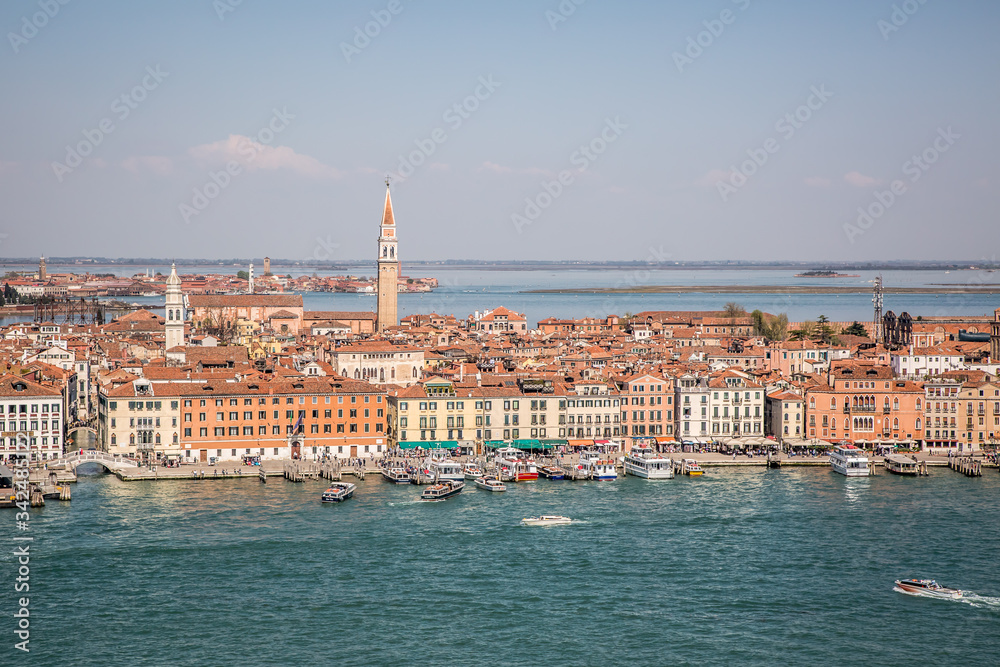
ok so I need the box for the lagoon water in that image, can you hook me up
[14,465,1000,666]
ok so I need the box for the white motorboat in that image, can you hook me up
[474,476,506,492]
[463,463,485,480]
[428,457,464,482]
[521,515,572,526]
[623,446,674,479]
[830,445,870,476]
[381,467,411,484]
[321,482,356,503]
[894,579,962,599]
[419,479,464,501]
[680,459,704,476]
[577,450,616,480]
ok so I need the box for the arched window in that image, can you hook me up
[915,418,921,429]
[129,433,135,445]
[830,397,836,409]
[893,398,899,411]
[354,369,360,379]
[379,368,385,382]
[168,310,173,321]
[111,434,117,445]
[893,418,899,429]
[172,433,178,444]
[412,367,417,378]
[155,433,161,444]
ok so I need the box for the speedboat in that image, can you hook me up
[894,579,962,599]
[321,482,356,503]
[419,479,464,501]
[381,467,411,484]
[680,459,703,476]
[463,463,485,480]
[474,476,506,492]
[521,515,572,526]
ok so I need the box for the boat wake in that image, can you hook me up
[894,587,1000,609]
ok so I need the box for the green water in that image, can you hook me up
[5,466,1000,666]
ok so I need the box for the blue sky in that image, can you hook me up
[0,0,997,262]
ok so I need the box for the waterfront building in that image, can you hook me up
[922,378,961,449]
[391,378,494,449]
[164,263,185,351]
[0,373,64,462]
[706,370,765,437]
[563,380,622,444]
[955,380,1000,452]
[804,363,924,446]
[765,390,803,440]
[99,377,387,463]
[675,373,711,441]
[376,180,399,332]
[618,373,674,446]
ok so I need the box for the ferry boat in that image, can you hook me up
[538,465,566,480]
[428,458,464,483]
[463,463,484,480]
[381,467,411,484]
[623,446,674,479]
[495,447,538,481]
[521,515,572,526]
[884,454,919,476]
[419,479,464,501]
[474,476,506,492]
[894,579,962,599]
[830,445,870,477]
[321,482,356,503]
[577,450,617,480]
[680,459,703,476]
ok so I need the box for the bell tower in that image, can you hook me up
[165,263,185,350]
[376,178,399,332]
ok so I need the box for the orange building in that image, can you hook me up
[804,364,924,446]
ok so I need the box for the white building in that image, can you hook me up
[891,345,965,379]
[0,374,64,462]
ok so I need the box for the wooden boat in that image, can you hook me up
[419,479,464,501]
[538,465,566,480]
[474,476,506,492]
[894,579,962,599]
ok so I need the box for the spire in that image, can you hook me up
[381,178,395,227]
[166,262,181,287]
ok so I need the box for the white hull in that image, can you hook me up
[624,461,674,479]
[831,462,869,477]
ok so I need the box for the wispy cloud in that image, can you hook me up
[122,155,173,175]
[844,170,880,187]
[188,134,344,179]
[696,168,732,187]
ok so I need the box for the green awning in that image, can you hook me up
[396,440,459,450]
[540,439,568,446]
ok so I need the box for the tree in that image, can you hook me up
[237,270,249,280]
[817,314,829,324]
[789,322,816,341]
[752,309,789,341]
[843,321,868,337]
[723,302,746,319]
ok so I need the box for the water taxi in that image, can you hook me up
[474,476,506,492]
[521,515,572,526]
[495,447,538,481]
[428,458,464,483]
[578,450,617,480]
[463,463,484,480]
[830,445,870,477]
[381,467,411,484]
[884,454,919,476]
[321,482,357,503]
[419,479,464,501]
[680,459,704,476]
[894,579,962,599]
[623,446,674,479]
[538,465,566,480]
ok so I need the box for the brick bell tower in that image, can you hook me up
[376,178,398,332]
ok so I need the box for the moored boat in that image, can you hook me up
[428,457,464,482]
[623,446,674,479]
[321,482,357,503]
[538,465,566,480]
[884,454,919,476]
[521,515,572,526]
[680,459,703,476]
[830,445,870,477]
[463,463,484,480]
[894,579,962,599]
[474,476,506,492]
[578,450,616,480]
[419,479,464,501]
[381,467,411,484]
[495,447,538,481]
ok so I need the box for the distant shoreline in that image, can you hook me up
[523,285,1000,295]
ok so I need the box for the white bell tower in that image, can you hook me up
[165,263,185,350]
